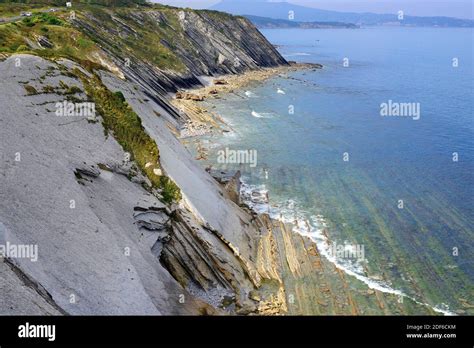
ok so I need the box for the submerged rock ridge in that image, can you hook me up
[0,1,437,315]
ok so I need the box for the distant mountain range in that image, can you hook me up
[211,0,474,27]
[245,15,358,29]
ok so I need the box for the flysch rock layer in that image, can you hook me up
[0,55,217,315]
[0,6,437,313]
[99,67,434,315]
[0,54,434,315]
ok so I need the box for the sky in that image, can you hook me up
[152,0,474,19]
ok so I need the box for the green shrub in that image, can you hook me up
[34,13,64,26]
[42,85,56,93]
[76,70,182,203]
[24,84,38,95]
[160,176,182,204]
[22,18,35,27]
[65,85,82,95]
[16,44,28,52]
[114,91,126,103]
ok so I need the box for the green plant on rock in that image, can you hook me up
[159,176,182,204]
[23,84,38,95]
[65,85,82,95]
[74,69,181,203]
[114,91,126,103]
[16,44,28,51]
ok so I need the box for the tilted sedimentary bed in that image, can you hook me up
[0,2,434,315]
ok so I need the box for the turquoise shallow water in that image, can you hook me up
[195,27,473,313]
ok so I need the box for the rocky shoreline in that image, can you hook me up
[170,60,445,316]
[172,62,322,139]
[0,2,444,315]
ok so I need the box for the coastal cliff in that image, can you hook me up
[71,5,288,122]
[0,1,435,315]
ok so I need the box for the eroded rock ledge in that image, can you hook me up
[0,2,437,314]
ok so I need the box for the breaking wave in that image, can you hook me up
[239,179,455,316]
[251,111,274,118]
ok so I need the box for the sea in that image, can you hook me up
[191,27,474,314]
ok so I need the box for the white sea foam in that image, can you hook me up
[239,179,455,316]
[251,111,274,119]
[277,88,286,95]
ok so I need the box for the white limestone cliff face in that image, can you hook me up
[0,56,217,315]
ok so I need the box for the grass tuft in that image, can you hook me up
[73,69,182,203]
